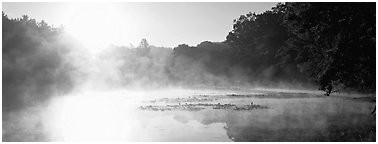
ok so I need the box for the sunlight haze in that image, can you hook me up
[3,2,277,51]
[2,2,376,142]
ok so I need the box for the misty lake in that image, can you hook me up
[3,2,376,142]
[3,88,375,142]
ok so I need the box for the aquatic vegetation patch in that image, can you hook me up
[145,95,217,103]
[139,102,268,111]
[226,92,325,99]
[139,103,206,111]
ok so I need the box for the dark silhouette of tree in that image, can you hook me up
[225,3,375,95]
[227,9,288,65]
[280,2,376,95]
[226,5,310,84]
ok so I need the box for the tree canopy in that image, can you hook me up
[280,2,376,95]
[226,2,375,95]
[3,12,75,112]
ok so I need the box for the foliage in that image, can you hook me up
[226,5,309,83]
[138,38,150,48]
[2,12,74,112]
[280,3,376,94]
[225,2,375,94]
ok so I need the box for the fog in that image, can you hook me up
[2,7,375,142]
[93,42,316,90]
[2,12,317,115]
[1,20,316,141]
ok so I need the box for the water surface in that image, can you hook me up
[3,89,375,141]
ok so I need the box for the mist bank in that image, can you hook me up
[2,12,314,115]
[98,41,315,91]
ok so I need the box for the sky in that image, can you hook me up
[2,2,277,49]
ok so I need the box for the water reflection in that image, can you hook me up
[4,89,374,142]
[168,97,375,141]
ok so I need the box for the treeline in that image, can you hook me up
[2,12,78,112]
[170,2,375,94]
[225,2,376,95]
[171,41,311,87]
[102,39,313,90]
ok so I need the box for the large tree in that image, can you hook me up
[226,5,310,83]
[226,10,288,68]
[280,2,376,95]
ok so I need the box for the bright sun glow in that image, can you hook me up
[52,91,142,141]
[65,4,138,54]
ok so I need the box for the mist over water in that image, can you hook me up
[2,2,375,142]
[1,37,320,141]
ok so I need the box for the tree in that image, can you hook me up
[138,38,149,49]
[226,8,288,66]
[2,13,74,112]
[226,5,309,83]
[280,2,376,95]
[136,38,151,56]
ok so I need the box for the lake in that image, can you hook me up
[2,88,376,142]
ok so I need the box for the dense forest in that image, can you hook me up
[2,2,376,113]
[227,2,375,95]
